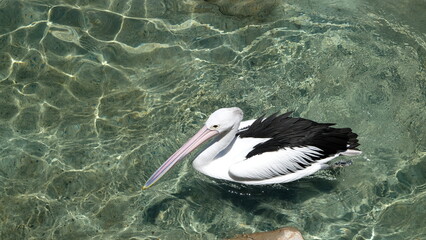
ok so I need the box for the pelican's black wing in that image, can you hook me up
[237,112,360,159]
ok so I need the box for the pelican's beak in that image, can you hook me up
[143,126,219,190]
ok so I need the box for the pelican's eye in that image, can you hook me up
[211,124,219,129]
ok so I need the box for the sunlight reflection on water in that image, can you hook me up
[0,0,425,239]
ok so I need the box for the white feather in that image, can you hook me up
[193,137,268,180]
[238,119,256,131]
[229,146,323,180]
[195,142,360,185]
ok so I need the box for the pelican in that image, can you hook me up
[143,107,361,189]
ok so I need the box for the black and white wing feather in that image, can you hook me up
[230,112,360,181]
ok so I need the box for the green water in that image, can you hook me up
[0,0,425,239]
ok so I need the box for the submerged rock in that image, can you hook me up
[226,227,304,240]
[205,0,278,18]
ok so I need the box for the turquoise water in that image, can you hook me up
[0,0,425,239]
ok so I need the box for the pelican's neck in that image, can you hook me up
[192,123,239,171]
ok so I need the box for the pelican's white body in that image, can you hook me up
[192,118,360,185]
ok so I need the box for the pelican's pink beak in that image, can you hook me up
[143,126,219,190]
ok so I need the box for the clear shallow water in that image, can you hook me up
[0,0,425,239]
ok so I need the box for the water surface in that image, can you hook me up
[0,0,425,239]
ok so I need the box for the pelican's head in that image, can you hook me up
[205,107,243,133]
[143,107,243,189]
